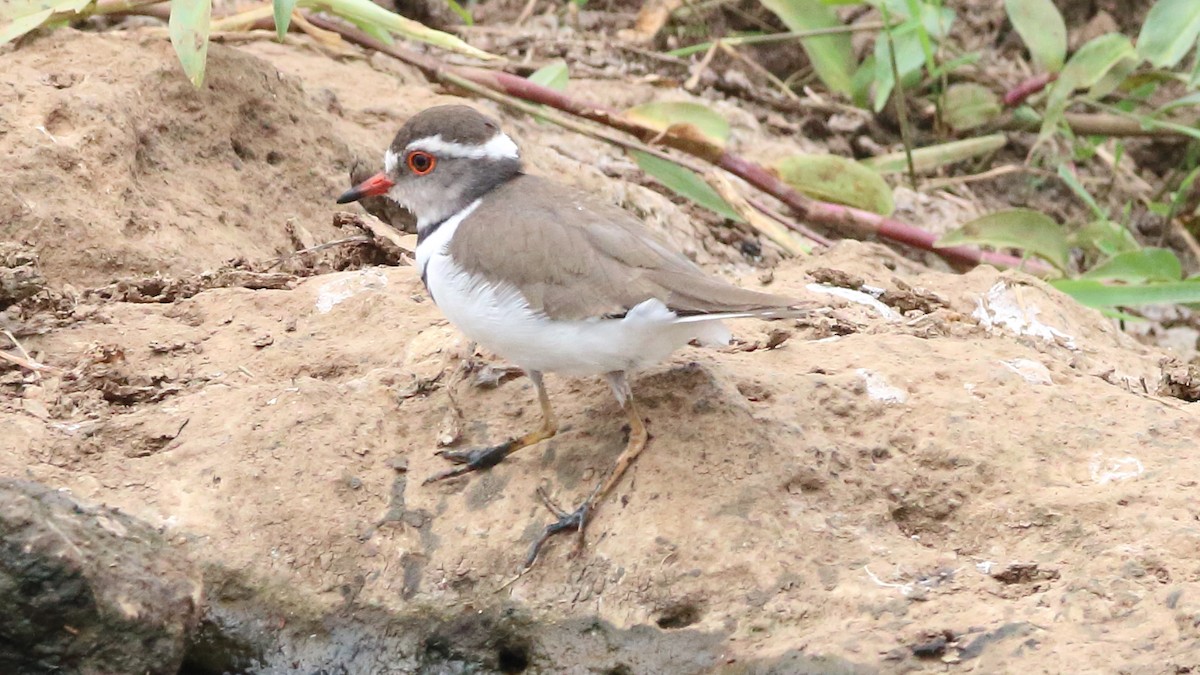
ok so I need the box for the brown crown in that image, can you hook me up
[389,105,503,153]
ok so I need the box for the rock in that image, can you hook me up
[0,244,46,309]
[0,479,202,674]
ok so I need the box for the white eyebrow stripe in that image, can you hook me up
[405,133,520,161]
[384,148,399,174]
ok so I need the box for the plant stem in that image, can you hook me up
[881,5,918,191]
[997,111,1197,138]
[668,21,891,58]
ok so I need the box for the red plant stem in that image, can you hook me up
[1003,72,1057,107]
[305,14,1049,274]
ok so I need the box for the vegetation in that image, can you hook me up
[3,0,1199,313]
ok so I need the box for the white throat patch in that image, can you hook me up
[415,198,482,279]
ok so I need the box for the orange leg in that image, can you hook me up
[424,370,557,484]
[525,371,649,568]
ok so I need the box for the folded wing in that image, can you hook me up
[448,174,803,321]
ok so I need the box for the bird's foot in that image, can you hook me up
[523,484,601,569]
[422,439,515,484]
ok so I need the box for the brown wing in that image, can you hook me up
[447,174,800,321]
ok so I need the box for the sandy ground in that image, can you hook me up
[4,29,1200,674]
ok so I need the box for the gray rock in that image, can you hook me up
[0,479,203,674]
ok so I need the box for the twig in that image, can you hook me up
[1003,72,1057,107]
[704,171,809,256]
[210,4,273,32]
[718,42,800,103]
[683,40,719,91]
[667,21,895,58]
[1,330,58,378]
[267,235,372,269]
[746,196,832,247]
[57,0,167,21]
[332,212,414,260]
[304,13,1049,274]
[514,0,538,26]
[921,164,1055,191]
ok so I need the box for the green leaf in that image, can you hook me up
[1004,0,1067,72]
[1069,219,1139,257]
[527,60,568,91]
[872,22,927,111]
[759,0,855,95]
[872,0,954,38]
[903,0,937,80]
[169,0,212,88]
[936,209,1070,272]
[1038,33,1136,145]
[624,101,730,148]
[1087,55,1139,99]
[444,0,473,25]
[1,0,92,21]
[273,0,297,40]
[942,83,1001,132]
[1052,279,1200,307]
[1137,0,1200,68]
[630,151,743,222]
[1,0,93,45]
[1056,163,1107,219]
[850,55,876,108]
[0,7,51,44]
[774,155,894,216]
[1082,248,1183,283]
[301,0,496,60]
[862,134,1007,173]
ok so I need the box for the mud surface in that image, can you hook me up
[4,28,1200,674]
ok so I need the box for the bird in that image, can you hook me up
[337,105,810,566]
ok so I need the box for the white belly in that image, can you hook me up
[424,254,731,376]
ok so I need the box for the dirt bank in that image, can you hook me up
[3,28,1200,674]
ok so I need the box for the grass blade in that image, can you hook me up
[862,134,1007,174]
[169,0,212,87]
[631,151,743,222]
[273,0,298,40]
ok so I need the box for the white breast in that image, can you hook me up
[415,205,732,376]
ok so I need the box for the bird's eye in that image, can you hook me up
[407,151,436,176]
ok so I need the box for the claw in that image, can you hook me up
[423,440,517,485]
[523,485,600,569]
[421,464,476,485]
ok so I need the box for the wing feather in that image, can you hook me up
[447,174,800,321]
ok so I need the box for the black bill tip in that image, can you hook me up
[336,187,364,204]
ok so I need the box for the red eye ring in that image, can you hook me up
[407,150,436,175]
